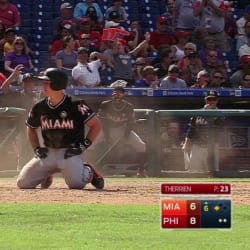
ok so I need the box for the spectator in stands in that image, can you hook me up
[203,49,227,75]
[191,26,209,49]
[224,4,237,41]
[0,20,5,45]
[132,57,147,81]
[3,27,16,56]
[73,0,103,23]
[171,31,190,62]
[190,69,209,88]
[181,51,203,86]
[0,70,6,87]
[106,10,120,24]
[55,35,78,85]
[236,20,250,50]
[85,6,103,33]
[0,64,34,100]
[134,66,159,88]
[238,73,250,88]
[72,47,108,87]
[230,55,250,87]
[236,4,250,38]
[194,0,230,52]
[76,17,101,47]
[178,42,197,70]
[53,2,80,38]
[207,69,228,88]
[173,0,200,31]
[152,48,176,80]
[105,0,128,23]
[238,32,250,58]
[149,16,174,52]
[0,0,21,29]
[4,36,33,76]
[161,0,175,31]
[125,19,145,50]
[160,64,187,89]
[50,23,76,60]
[108,35,150,86]
[0,20,6,71]
[78,33,99,54]
[197,35,223,65]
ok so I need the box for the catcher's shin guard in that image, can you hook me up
[84,162,104,189]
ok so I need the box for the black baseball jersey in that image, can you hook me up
[26,95,95,148]
[186,115,223,146]
[98,99,135,128]
[98,99,135,138]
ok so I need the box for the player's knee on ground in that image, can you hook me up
[16,177,37,189]
[65,165,93,189]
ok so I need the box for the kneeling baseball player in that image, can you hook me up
[16,68,104,189]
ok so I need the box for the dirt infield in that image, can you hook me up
[0,179,249,205]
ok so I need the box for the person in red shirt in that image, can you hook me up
[149,16,174,52]
[76,17,102,47]
[0,71,6,87]
[0,0,21,28]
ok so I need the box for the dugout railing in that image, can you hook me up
[1,108,250,178]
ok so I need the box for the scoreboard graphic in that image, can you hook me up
[160,183,232,230]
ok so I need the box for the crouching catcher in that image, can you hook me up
[16,68,104,189]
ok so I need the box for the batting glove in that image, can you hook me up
[64,147,82,159]
[34,147,48,159]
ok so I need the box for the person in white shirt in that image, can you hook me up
[72,47,107,87]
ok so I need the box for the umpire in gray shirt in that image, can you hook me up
[160,64,187,89]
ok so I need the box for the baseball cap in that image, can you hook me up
[188,51,199,58]
[60,2,73,10]
[109,10,120,20]
[157,16,168,24]
[168,64,180,73]
[62,23,72,30]
[77,46,89,54]
[240,55,250,64]
[174,31,189,40]
[244,4,250,13]
[197,70,209,79]
[142,66,158,76]
[205,90,218,99]
[110,79,127,88]
[105,21,120,28]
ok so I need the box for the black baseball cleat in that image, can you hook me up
[85,162,104,189]
[41,175,53,189]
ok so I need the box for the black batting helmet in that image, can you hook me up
[37,68,68,90]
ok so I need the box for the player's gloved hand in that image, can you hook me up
[64,147,82,159]
[34,146,48,159]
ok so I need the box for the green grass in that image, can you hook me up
[0,204,249,250]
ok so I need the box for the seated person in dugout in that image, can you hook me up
[86,80,147,177]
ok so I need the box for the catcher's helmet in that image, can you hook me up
[37,68,68,91]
